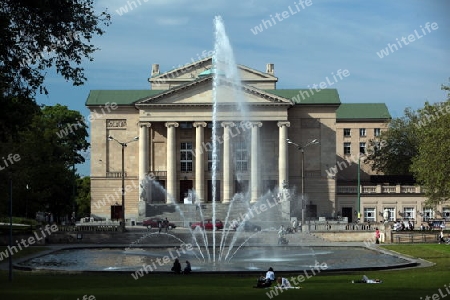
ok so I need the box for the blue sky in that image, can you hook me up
[35,0,450,176]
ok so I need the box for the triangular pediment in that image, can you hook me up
[136,76,292,108]
[149,57,278,86]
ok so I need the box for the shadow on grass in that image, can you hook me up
[0,244,448,300]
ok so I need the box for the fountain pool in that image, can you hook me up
[17,245,415,273]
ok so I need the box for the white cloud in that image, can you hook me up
[154,17,189,26]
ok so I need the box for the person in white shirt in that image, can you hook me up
[254,267,275,288]
[277,277,291,288]
[439,230,445,244]
[265,267,275,281]
[275,277,301,289]
[352,275,382,283]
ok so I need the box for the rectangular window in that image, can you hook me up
[207,122,220,129]
[359,128,366,137]
[443,207,450,221]
[374,128,381,137]
[403,207,415,220]
[383,208,395,222]
[423,208,434,221]
[364,208,376,222]
[359,142,366,154]
[343,142,351,155]
[343,128,351,137]
[179,122,193,129]
[180,142,193,172]
[235,139,248,172]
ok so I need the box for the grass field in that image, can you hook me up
[0,244,449,300]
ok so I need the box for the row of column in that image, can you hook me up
[138,121,290,203]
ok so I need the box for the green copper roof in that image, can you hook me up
[198,69,213,77]
[86,90,164,106]
[264,89,341,104]
[336,103,391,120]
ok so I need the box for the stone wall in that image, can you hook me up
[312,228,391,243]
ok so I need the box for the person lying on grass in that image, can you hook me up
[273,277,301,289]
[352,275,382,283]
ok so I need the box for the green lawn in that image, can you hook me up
[0,244,449,300]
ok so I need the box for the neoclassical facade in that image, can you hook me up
[86,57,449,224]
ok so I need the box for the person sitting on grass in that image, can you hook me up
[254,268,275,288]
[183,260,191,274]
[254,275,271,288]
[171,258,181,274]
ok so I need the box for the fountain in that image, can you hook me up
[16,16,417,273]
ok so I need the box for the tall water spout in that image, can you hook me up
[212,15,247,261]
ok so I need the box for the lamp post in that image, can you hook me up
[286,138,319,231]
[108,135,139,231]
[357,156,361,223]
[9,173,13,281]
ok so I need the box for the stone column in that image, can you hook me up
[250,122,263,203]
[277,121,290,191]
[221,122,236,203]
[165,122,179,204]
[194,122,207,203]
[138,122,151,217]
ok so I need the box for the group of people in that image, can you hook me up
[254,267,298,289]
[254,267,275,288]
[421,221,446,231]
[393,220,414,231]
[171,258,191,274]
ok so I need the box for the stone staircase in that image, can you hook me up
[142,199,292,229]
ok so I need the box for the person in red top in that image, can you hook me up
[375,228,381,244]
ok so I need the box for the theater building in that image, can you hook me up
[86,57,449,225]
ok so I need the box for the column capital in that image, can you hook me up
[277,121,290,128]
[221,121,236,128]
[250,121,263,128]
[193,121,207,128]
[139,121,151,128]
[165,122,179,128]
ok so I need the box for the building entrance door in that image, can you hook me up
[111,205,122,221]
[180,180,193,203]
[342,207,353,223]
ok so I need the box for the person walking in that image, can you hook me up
[439,230,445,244]
[375,228,381,244]
[158,219,162,234]
[278,226,285,245]
[164,217,169,232]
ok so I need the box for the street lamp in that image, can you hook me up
[9,173,13,281]
[286,138,319,230]
[357,156,361,223]
[108,135,139,230]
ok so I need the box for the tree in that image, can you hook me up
[0,105,89,220]
[365,108,420,175]
[0,0,110,158]
[0,1,107,219]
[0,0,111,98]
[75,176,91,218]
[410,84,450,205]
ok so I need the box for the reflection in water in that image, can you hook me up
[19,246,410,272]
